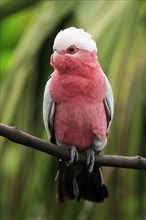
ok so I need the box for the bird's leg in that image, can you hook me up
[85,149,95,173]
[67,146,79,166]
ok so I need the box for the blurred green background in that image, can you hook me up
[0,1,145,220]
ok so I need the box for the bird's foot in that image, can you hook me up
[85,149,95,173]
[67,146,79,166]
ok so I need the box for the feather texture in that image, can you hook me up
[53,27,97,52]
[43,27,114,203]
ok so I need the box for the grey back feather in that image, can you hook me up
[103,73,114,130]
[43,77,55,142]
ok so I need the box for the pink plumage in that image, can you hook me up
[43,27,114,203]
[50,50,107,150]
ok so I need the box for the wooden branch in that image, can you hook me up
[0,123,146,170]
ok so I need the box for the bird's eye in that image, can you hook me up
[67,46,78,54]
[69,48,75,53]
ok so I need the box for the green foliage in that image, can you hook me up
[0,1,145,220]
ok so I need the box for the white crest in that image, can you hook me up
[53,27,97,52]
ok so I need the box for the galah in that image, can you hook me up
[43,27,114,203]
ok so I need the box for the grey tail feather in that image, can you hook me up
[57,160,108,203]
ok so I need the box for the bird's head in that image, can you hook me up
[50,27,98,73]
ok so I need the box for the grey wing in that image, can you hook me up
[103,73,114,131]
[43,77,56,144]
[92,73,114,151]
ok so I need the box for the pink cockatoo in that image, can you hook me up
[43,27,114,203]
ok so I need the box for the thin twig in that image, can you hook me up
[0,123,146,170]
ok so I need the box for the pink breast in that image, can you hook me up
[50,66,107,150]
[54,98,107,150]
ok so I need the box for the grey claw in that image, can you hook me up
[86,149,95,173]
[73,178,79,200]
[67,146,79,166]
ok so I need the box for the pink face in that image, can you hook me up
[50,45,97,73]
